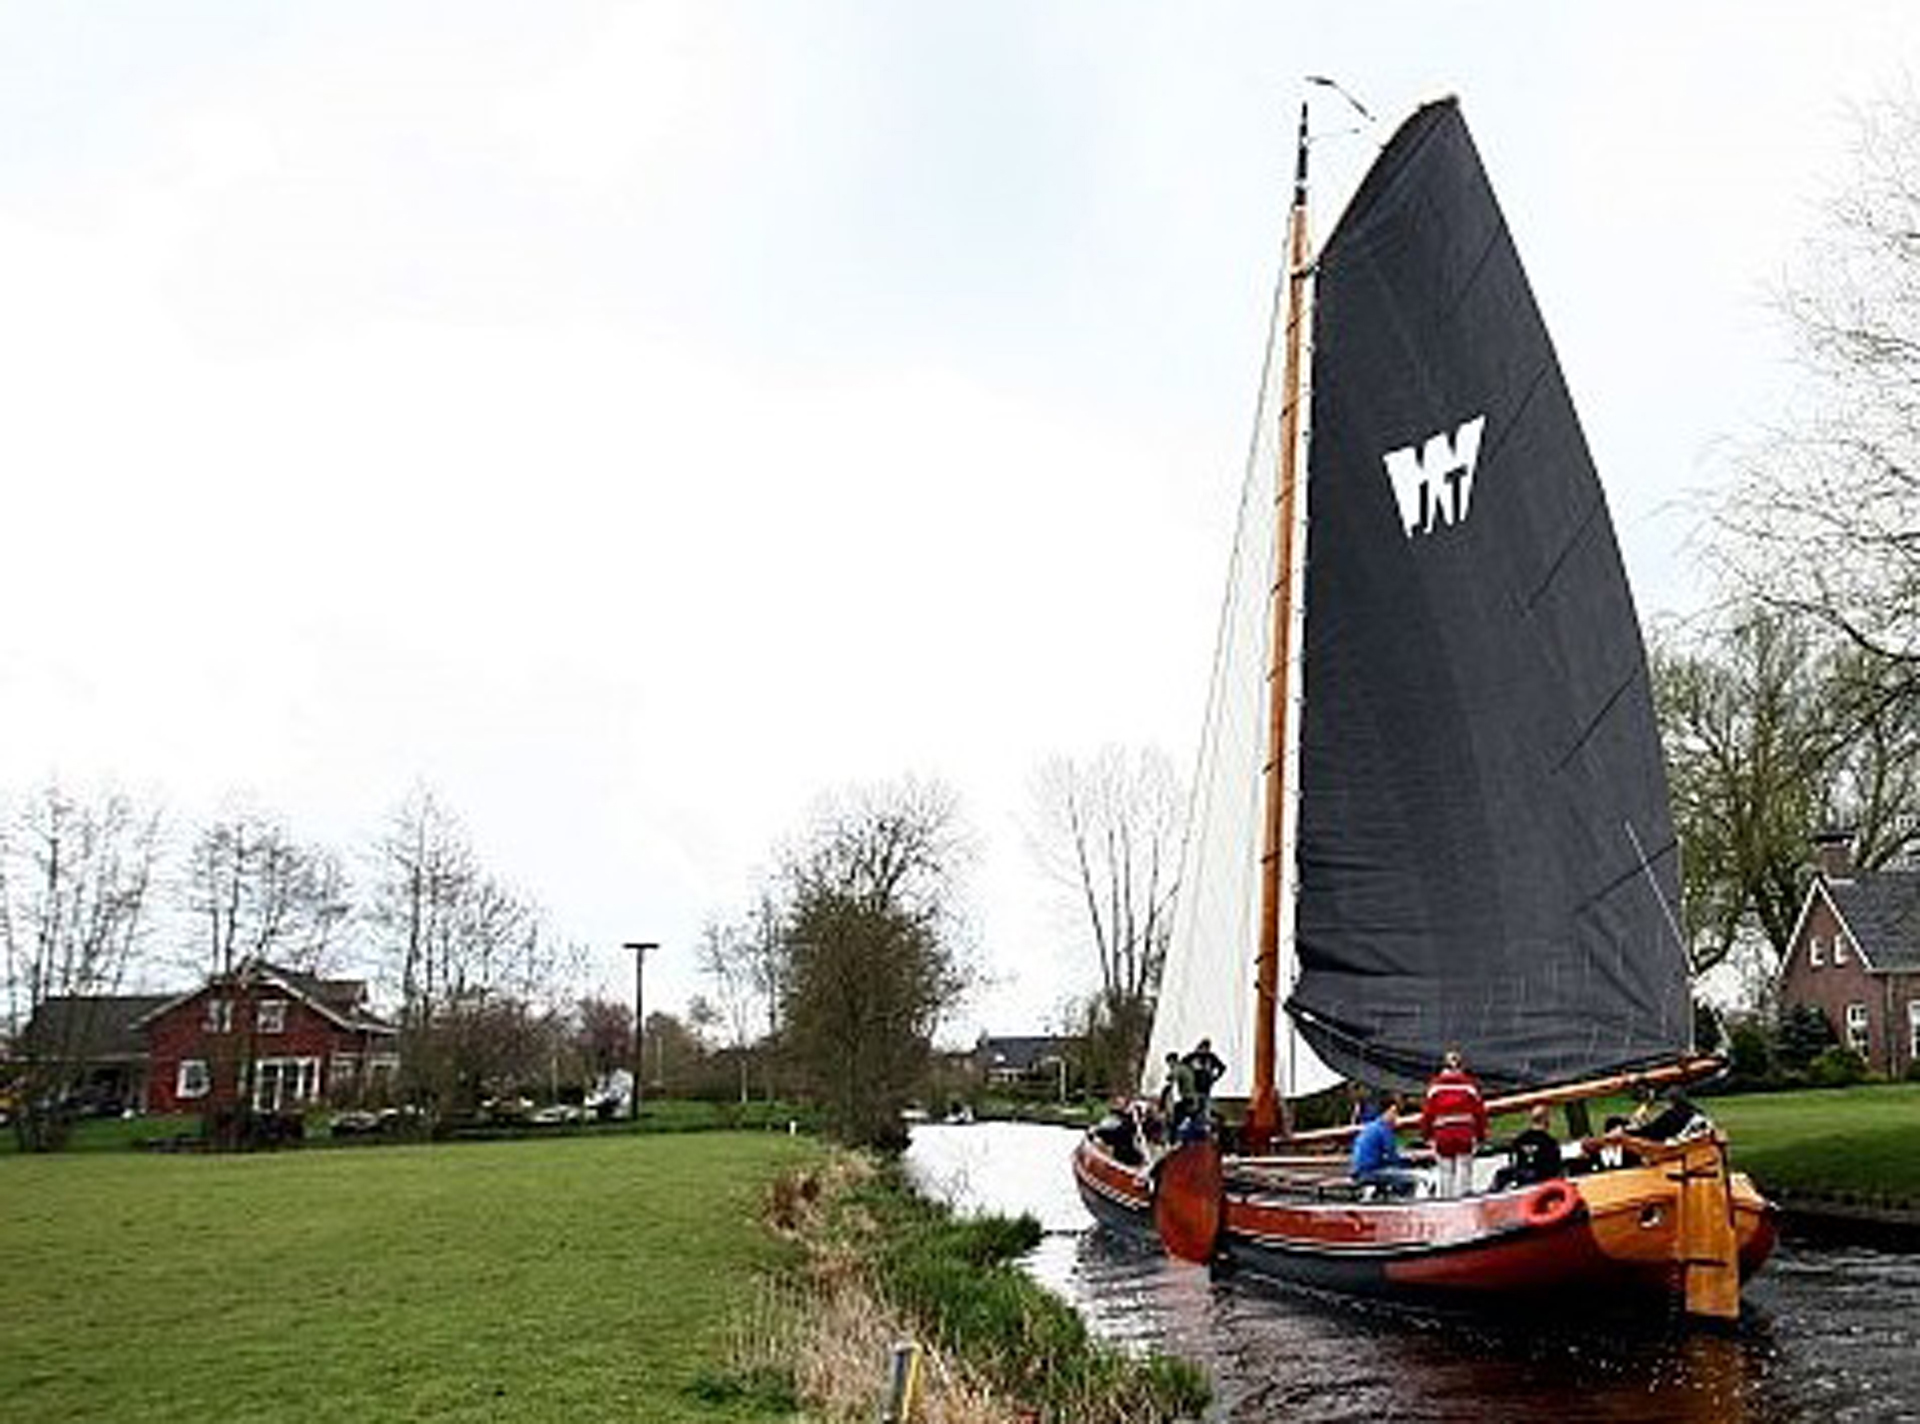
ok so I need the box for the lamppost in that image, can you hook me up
[624,941,657,1120]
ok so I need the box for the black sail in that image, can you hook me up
[1286,99,1687,1093]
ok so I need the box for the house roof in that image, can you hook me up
[129,960,397,1035]
[21,995,175,1061]
[1827,872,1920,971]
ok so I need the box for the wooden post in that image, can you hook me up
[881,1340,923,1423]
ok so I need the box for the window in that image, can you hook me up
[257,999,287,1034]
[1808,935,1826,967]
[251,1057,321,1112]
[177,1059,210,1099]
[203,998,234,1033]
[1846,1002,1871,1055]
[1909,1000,1920,1064]
[1833,935,1849,967]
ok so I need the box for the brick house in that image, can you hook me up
[133,960,399,1114]
[1778,832,1920,1078]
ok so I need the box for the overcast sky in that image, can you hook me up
[2,4,1914,1039]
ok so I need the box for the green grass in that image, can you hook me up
[0,1130,819,1422]
[1708,1083,1920,1203]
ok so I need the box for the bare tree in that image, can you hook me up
[698,917,758,1103]
[1028,746,1181,1086]
[371,787,475,1052]
[368,789,577,1120]
[572,995,633,1093]
[184,807,352,978]
[1713,89,1920,670]
[696,895,787,1102]
[1,784,163,1150]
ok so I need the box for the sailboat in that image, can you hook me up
[1071,95,1776,1321]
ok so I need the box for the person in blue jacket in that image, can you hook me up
[1350,1098,1421,1197]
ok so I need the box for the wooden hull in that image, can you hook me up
[1071,1134,1778,1315]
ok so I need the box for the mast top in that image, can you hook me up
[1293,100,1310,206]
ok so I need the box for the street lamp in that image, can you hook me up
[624,941,658,1120]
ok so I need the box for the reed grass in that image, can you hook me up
[707,1153,1209,1421]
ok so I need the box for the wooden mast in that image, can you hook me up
[1247,102,1314,1150]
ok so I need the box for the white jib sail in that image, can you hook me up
[1142,249,1341,1106]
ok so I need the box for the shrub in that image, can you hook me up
[1775,1003,1838,1073]
[1809,1046,1869,1088]
[1727,1020,1774,1083]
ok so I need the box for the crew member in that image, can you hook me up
[1421,1047,1489,1198]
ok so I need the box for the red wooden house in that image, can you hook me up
[1778,832,1920,1078]
[134,960,399,1114]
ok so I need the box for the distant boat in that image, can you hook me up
[1072,95,1775,1321]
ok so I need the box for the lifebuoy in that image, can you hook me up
[1522,1180,1578,1228]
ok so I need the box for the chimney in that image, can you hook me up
[1812,829,1856,881]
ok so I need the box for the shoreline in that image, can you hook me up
[1776,1193,1920,1251]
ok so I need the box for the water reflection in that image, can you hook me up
[906,1122,1920,1423]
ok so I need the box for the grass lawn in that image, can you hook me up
[1709,1082,1920,1203]
[0,1129,819,1422]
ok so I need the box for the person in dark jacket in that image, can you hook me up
[1158,1051,1196,1129]
[1092,1100,1146,1166]
[1580,1114,1642,1172]
[1181,1039,1227,1123]
[1492,1104,1564,1190]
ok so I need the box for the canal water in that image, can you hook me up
[905,1122,1920,1422]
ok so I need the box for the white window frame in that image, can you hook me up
[177,1059,210,1099]
[1846,1002,1871,1055]
[251,1056,321,1112]
[204,998,234,1033]
[256,999,287,1034]
[1833,935,1849,966]
[1908,1000,1920,1064]
[1809,935,1826,968]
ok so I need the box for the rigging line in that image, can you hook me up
[1305,74,1374,124]
[1624,818,1690,972]
[1552,664,1646,774]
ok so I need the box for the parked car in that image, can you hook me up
[330,1110,384,1138]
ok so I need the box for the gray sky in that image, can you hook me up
[2,3,1913,1038]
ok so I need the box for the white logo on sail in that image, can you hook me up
[1383,415,1487,538]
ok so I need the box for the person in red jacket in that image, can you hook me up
[1421,1047,1489,1198]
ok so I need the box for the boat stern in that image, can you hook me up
[1571,1133,1775,1320]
